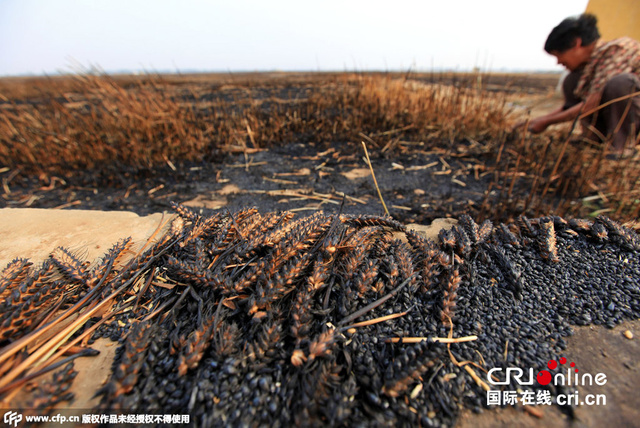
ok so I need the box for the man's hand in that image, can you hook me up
[512,117,549,134]
[512,99,588,135]
[527,117,550,133]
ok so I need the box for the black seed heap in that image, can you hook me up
[1,206,639,427]
[97,207,639,427]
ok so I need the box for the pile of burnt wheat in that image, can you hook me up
[1,205,639,427]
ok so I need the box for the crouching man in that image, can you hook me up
[520,13,640,154]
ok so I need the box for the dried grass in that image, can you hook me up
[0,72,510,176]
[482,129,640,224]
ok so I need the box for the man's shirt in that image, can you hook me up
[575,36,640,99]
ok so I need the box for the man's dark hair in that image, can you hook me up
[544,13,600,53]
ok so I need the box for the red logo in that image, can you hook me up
[537,357,577,385]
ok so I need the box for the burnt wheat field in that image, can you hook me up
[2,71,639,224]
[1,71,640,427]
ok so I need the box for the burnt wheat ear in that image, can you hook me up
[405,229,440,292]
[595,215,640,251]
[477,219,494,244]
[440,268,461,326]
[516,214,537,242]
[452,224,472,257]
[0,258,33,297]
[97,321,155,410]
[495,223,521,247]
[171,201,202,223]
[177,315,216,376]
[569,217,593,233]
[382,340,439,398]
[458,215,480,243]
[29,362,77,411]
[538,218,560,263]
[50,247,90,285]
[340,214,406,232]
[86,238,134,288]
[438,228,457,251]
[590,221,609,242]
[0,261,59,342]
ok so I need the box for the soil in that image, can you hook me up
[2,139,496,225]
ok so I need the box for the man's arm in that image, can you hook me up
[526,91,600,133]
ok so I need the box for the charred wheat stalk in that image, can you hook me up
[458,215,480,243]
[440,268,461,326]
[0,259,33,297]
[382,340,438,398]
[340,214,406,232]
[338,275,415,327]
[98,321,154,409]
[596,215,640,251]
[50,247,90,285]
[169,320,188,356]
[0,240,169,382]
[495,224,520,247]
[28,362,77,411]
[537,218,559,262]
[405,229,440,292]
[452,225,472,258]
[516,215,537,242]
[177,315,216,376]
[86,238,134,288]
[0,261,60,342]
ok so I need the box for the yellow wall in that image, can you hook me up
[585,0,640,41]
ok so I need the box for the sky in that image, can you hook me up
[0,0,590,77]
